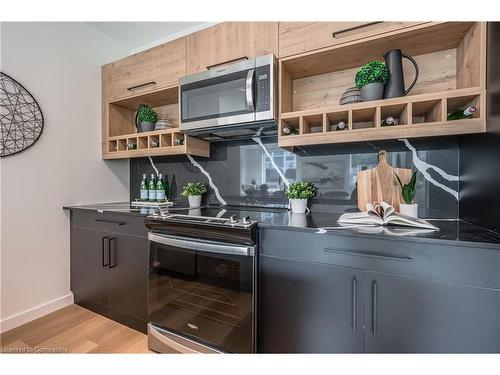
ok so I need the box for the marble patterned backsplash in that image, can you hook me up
[130,135,460,219]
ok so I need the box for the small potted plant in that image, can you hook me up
[136,104,158,133]
[355,61,389,102]
[181,182,208,207]
[395,171,418,218]
[286,181,317,214]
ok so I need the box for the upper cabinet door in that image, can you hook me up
[102,37,186,102]
[186,22,278,74]
[278,22,425,58]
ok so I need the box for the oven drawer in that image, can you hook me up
[71,210,147,237]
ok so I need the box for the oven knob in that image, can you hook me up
[241,216,251,225]
[229,215,239,224]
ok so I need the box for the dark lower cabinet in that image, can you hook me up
[70,217,148,333]
[259,255,365,353]
[72,228,110,307]
[364,272,500,353]
[259,228,500,353]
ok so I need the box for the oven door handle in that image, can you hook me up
[148,233,255,256]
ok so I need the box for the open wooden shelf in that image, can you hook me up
[102,85,210,159]
[278,22,487,147]
[278,88,486,147]
[104,128,209,159]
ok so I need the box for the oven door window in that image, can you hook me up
[149,241,253,353]
[181,70,254,123]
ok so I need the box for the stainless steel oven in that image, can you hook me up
[147,230,257,353]
[179,54,276,134]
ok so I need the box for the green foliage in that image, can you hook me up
[394,171,418,204]
[181,182,208,197]
[286,181,318,200]
[137,104,158,124]
[355,61,389,89]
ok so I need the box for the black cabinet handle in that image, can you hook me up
[109,237,117,268]
[352,276,357,332]
[101,236,109,267]
[127,81,156,91]
[324,247,412,261]
[332,22,383,38]
[94,219,126,226]
[372,280,378,336]
[207,56,248,70]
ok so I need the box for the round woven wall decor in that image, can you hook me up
[1,72,44,157]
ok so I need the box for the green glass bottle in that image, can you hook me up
[447,106,477,121]
[156,174,166,202]
[148,174,157,202]
[139,174,148,201]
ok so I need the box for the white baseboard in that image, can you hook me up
[0,293,74,334]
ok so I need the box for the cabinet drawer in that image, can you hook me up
[186,22,278,74]
[259,228,500,289]
[102,37,186,101]
[278,22,424,58]
[71,210,147,237]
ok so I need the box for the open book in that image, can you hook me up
[338,202,438,230]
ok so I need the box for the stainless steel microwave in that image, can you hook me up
[179,54,277,135]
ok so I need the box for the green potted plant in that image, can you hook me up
[355,61,389,102]
[181,182,208,207]
[136,104,158,133]
[286,181,317,214]
[394,170,418,218]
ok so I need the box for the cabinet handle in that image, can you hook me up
[127,81,156,91]
[324,247,412,261]
[94,219,126,226]
[109,237,117,268]
[101,236,109,267]
[372,280,378,336]
[332,22,383,38]
[206,56,248,70]
[352,276,357,332]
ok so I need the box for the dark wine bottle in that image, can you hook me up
[282,127,299,135]
[447,106,477,121]
[381,116,397,127]
[334,121,347,131]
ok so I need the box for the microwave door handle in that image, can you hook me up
[245,69,255,111]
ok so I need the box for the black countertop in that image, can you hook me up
[64,202,500,248]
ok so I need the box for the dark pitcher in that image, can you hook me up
[383,49,420,99]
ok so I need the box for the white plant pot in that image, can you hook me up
[290,198,308,214]
[289,212,307,227]
[188,195,202,208]
[399,203,418,218]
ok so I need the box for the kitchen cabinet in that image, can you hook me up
[70,210,149,332]
[102,37,186,102]
[186,22,278,74]
[278,22,425,58]
[259,255,364,353]
[364,272,500,353]
[258,227,500,353]
[72,227,110,307]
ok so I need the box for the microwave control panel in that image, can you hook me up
[255,65,271,112]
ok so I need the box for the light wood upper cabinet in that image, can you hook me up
[186,22,279,74]
[102,37,186,102]
[278,22,426,58]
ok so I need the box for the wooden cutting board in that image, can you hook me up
[357,150,412,212]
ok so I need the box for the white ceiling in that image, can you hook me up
[87,22,215,53]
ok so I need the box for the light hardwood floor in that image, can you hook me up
[0,304,152,353]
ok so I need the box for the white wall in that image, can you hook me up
[0,22,131,332]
